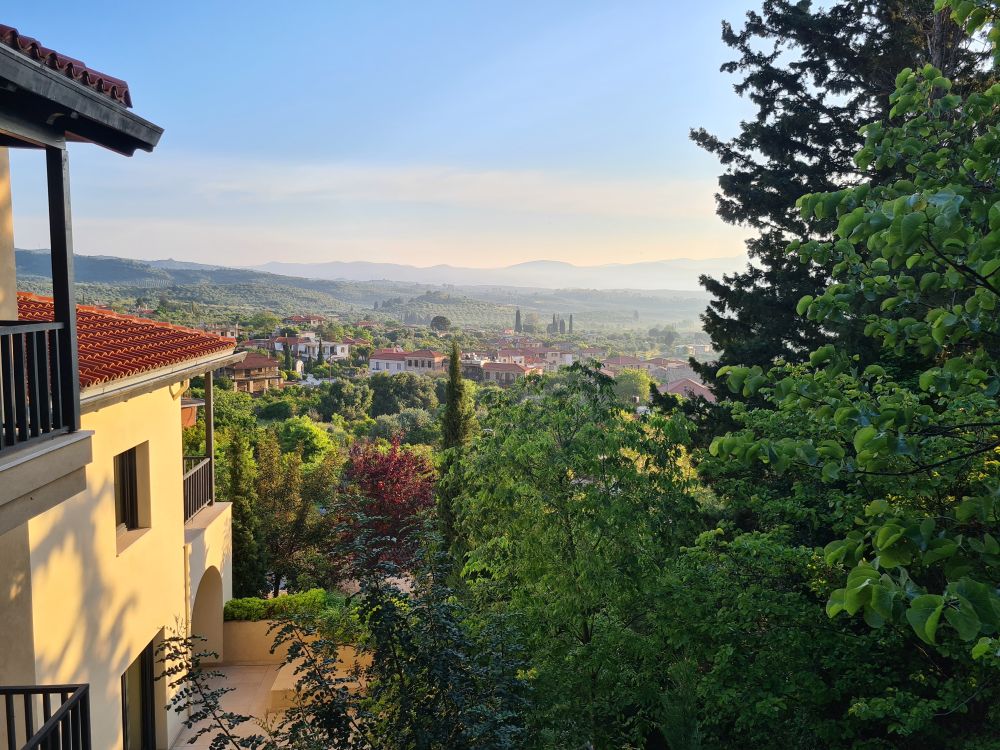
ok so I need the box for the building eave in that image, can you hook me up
[80,350,244,413]
[0,44,162,155]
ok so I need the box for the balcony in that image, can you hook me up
[0,321,75,452]
[0,685,91,750]
[183,455,213,522]
[0,319,90,535]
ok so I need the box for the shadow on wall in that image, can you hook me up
[25,474,140,750]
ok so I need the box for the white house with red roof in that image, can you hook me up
[369,348,407,374]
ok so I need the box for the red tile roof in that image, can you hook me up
[17,293,235,388]
[232,352,280,370]
[660,378,716,403]
[483,362,530,373]
[0,25,132,107]
[408,349,445,359]
[371,349,407,361]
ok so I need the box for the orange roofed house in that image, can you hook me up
[222,352,282,394]
[482,361,542,386]
[0,24,244,750]
[406,349,447,374]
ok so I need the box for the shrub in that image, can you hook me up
[223,588,335,621]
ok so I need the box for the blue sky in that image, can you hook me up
[6,2,757,268]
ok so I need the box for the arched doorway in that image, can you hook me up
[191,566,223,663]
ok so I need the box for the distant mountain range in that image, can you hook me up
[252,256,747,291]
[13,249,713,330]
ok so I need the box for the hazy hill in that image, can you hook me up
[253,256,746,291]
[15,249,711,331]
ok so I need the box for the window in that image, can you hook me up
[121,641,156,750]
[114,448,139,533]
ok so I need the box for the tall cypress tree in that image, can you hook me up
[225,432,267,597]
[569,314,573,334]
[439,340,476,552]
[691,1,981,393]
[442,340,475,450]
[514,308,522,333]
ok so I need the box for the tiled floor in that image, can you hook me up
[170,664,282,748]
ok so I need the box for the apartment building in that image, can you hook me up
[0,25,241,750]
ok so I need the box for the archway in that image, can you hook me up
[191,566,223,664]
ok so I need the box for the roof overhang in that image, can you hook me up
[0,43,162,155]
[81,350,245,413]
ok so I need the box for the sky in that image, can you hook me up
[6,2,758,269]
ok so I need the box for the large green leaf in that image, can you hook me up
[905,595,945,644]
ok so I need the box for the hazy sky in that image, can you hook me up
[6,2,757,268]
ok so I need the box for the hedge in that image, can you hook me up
[223,588,338,622]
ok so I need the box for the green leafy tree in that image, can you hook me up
[275,415,334,462]
[223,432,268,597]
[712,27,1000,737]
[430,315,452,331]
[456,367,698,747]
[369,372,438,417]
[318,378,374,422]
[212,389,257,434]
[255,431,329,595]
[514,308,522,333]
[612,367,653,407]
[691,1,983,397]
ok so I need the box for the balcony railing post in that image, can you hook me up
[204,371,215,505]
[45,145,80,434]
[0,685,90,750]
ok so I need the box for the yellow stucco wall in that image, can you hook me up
[23,384,231,750]
[0,147,16,320]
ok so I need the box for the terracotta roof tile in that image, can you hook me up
[0,25,131,107]
[232,352,280,370]
[17,293,235,389]
[371,349,407,361]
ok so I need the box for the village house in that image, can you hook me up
[0,26,239,750]
[641,357,698,382]
[578,346,606,361]
[270,332,351,362]
[495,348,527,365]
[482,361,542,385]
[460,357,486,382]
[369,348,407,374]
[282,313,325,327]
[406,349,447,374]
[660,378,717,403]
[222,352,283,394]
[201,323,241,339]
[602,355,645,375]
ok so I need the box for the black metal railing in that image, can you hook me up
[0,322,71,454]
[0,684,91,750]
[183,456,212,522]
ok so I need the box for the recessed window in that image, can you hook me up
[115,448,139,533]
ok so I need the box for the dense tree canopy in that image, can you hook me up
[692,0,984,395]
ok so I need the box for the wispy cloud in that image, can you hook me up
[11,151,746,266]
[193,160,718,219]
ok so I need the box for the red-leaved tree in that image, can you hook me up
[342,439,435,566]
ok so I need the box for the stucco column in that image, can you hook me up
[0,147,16,319]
